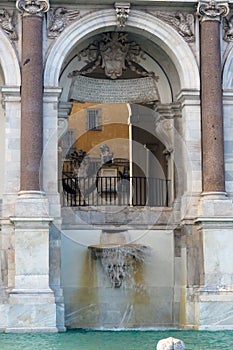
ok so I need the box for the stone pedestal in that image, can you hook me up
[6,191,57,332]
[198,191,233,218]
[195,220,233,330]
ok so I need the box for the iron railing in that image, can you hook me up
[61,176,171,207]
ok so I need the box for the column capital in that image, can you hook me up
[16,0,50,16]
[197,0,229,22]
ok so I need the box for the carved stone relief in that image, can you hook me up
[68,32,160,105]
[47,7,80,38]
[114,2,130,28]
[0,9,17,40]
[224,15,233,41]
[154,114,174,155]
[197,0,229,22]
[150,11,195,42]
[16,0,50,16]
[69,32,157,80]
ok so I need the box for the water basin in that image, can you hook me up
[0,330,232,349]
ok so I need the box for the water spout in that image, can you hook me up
[88,243,150,288]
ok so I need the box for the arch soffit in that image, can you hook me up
[223,47,233,89]
[44,9,200,91]
[0,31,20,86]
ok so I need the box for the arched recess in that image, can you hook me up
[44,10,201,329]
[43,9,200,212]
[223,48,233,89]
[44,10,199,90]
[0,31,21,211]
[0,32,20,86]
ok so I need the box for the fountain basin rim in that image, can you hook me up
[88,243,148,251]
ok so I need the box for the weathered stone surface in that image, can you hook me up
[157,337,185,350]
[200,19,225,192]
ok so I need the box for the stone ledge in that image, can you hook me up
[5,327,58,333]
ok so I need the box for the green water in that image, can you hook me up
[0,330,233,349]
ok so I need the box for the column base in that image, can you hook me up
[197,191,233,217]
[15,190,50,217]
[182,286,233,330]
[9,190,59,331]
[198,288,233,330]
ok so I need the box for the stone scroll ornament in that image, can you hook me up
[16,0,50,15]
[0,9,17,40]
[197,0,229,21]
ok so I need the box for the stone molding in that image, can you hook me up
[16,0,50,16]
[43,87,62,102]
[197,0,229,22]
[156,102,182,118]
[1,86,21,108]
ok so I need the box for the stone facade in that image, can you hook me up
[0,0,233,332]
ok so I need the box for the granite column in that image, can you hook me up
[198,0,228,193]
[18,0,48,190]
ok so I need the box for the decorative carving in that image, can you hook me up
[154,115,174,154]
[0,9,17,40]
[100,144,113,165]
[47,7,80,38]
[155,11,194,42]
[89,244,149,288]
[197,0,229,22]
[114,2,130,28]
[58,116,68,141]
[224,15,233,41]
[16,0,50,16]
[69,32,157,80]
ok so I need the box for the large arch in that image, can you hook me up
[0,31,21,206]
[44,9,200,90]
[222,47,233,197]
[0,31,20,86]
[223,47,233,89]
[43,9,201,330]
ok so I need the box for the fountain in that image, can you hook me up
[88,230,151,288]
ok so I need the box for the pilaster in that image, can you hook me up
[43,87,63,219]
[176,90,201,220]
